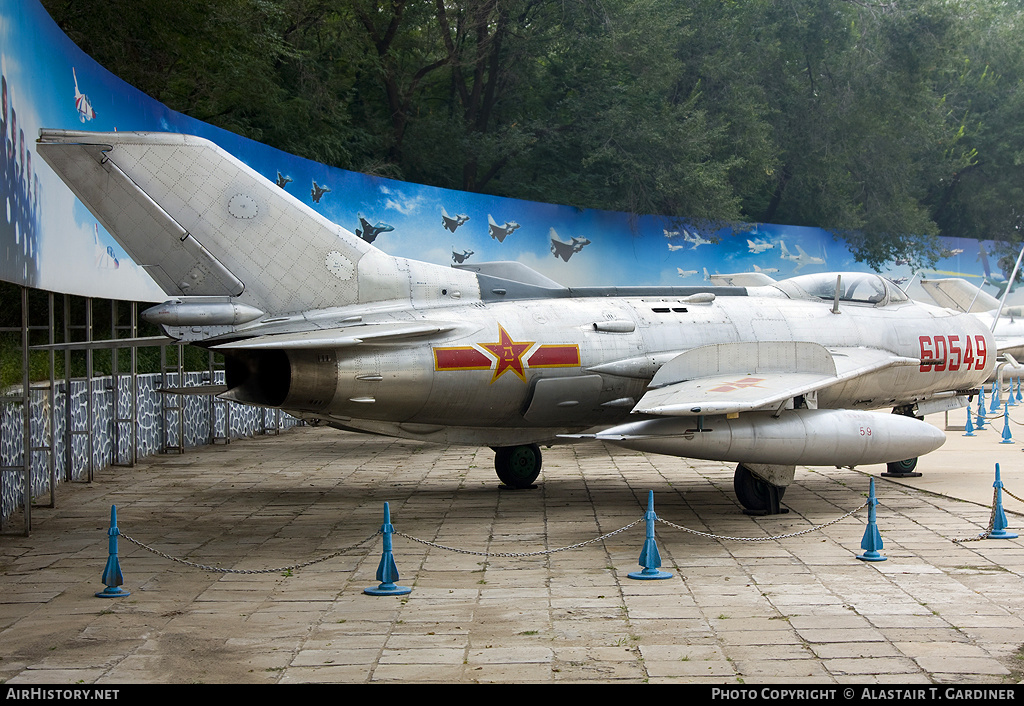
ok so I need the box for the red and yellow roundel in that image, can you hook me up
[433,324,580,383]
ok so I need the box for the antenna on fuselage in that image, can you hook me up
[831,274,842,314]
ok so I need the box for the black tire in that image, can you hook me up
[734,463,785,514]
[886,457,918,475]
[494,444,542,488]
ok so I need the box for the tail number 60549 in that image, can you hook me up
[919,334,987,372]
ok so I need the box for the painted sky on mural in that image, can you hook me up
[0,0,1016,305]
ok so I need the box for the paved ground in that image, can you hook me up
[1,411,1024,684]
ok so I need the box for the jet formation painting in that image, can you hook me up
[38,130,1001,515]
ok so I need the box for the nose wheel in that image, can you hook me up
[494,444,542,489]
[883,457,921,477]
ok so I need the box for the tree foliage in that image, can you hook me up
[40,0,1024,270]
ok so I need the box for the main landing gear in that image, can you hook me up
[733,463,788,516]
[493,444,543,489]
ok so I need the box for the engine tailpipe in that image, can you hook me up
[595,409,945,466]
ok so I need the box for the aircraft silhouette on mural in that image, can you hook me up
[354,213,394,244]
[780,240,825,273]
[311,180,330,203]
[549,228,591,262]
[452,249,474,264]
[441,208,470,233]
[487,214,521,243]
[72,68,95,123]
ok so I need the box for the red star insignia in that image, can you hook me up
[481,325,534,383]
[709,377,766,393]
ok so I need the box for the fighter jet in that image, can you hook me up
[276,172,292,189]
[452,249,474,264]
[549,228,591,262]
[93,224,118,270]
[38,130,997,516]
[355,213,395,244]
[441,208,470,233]
[747,238,774,254]
[488,215,520,243]
[667,243,686,252]
[780,240,825,273]
[311,180,331,203]
[682,229,713,250]
[72,68,95,123]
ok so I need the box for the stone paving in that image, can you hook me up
[0,424,1023,684]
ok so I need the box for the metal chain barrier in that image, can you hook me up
[395,501,870,555]
[394,519,643,557]
[952,489,998,543]
[120,530,381,574]
[656,501,868,541]
[1003,486,1024,505]
[113,495,882,572]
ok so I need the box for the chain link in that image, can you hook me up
[656,501,868,541]
[1003,486,1024,505]
[120,531,381,574]
[394,519,643,557]
[952,488,997,543]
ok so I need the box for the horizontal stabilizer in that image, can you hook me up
[453,261,565,289]
[211,321,458,350]
[920,278,1000,313]
[158,384,228,396]
[31,335,176,351]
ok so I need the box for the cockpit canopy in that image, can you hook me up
[773,272,908,307]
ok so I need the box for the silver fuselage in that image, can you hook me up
[231,289,990,446]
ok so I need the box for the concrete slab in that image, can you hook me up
[1,416,1023,684]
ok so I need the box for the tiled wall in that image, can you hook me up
[0,371,299,521]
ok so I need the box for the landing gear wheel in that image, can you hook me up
[883,457,921,478]
[734,463,788,515]
[494,444,542,489]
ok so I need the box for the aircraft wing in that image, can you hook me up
[707,272,776,287]
[996,338,1024,356]
[634,342,918,416]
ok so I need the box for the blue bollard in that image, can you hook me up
[365,502,412,596]
[988,464,1018,540]
[1002,403,1014,444]
[991,382,1001,412]
[1009,381,1017,407]
[977,387,987,430]
[857,478,887,562]
[1017,377,1022,403]
[96,505,130,598]
[964,406,975,437]
[628,491,672,580]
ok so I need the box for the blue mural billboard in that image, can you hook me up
[0,0,1016,304]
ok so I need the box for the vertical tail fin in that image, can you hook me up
[37,130,410,314]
